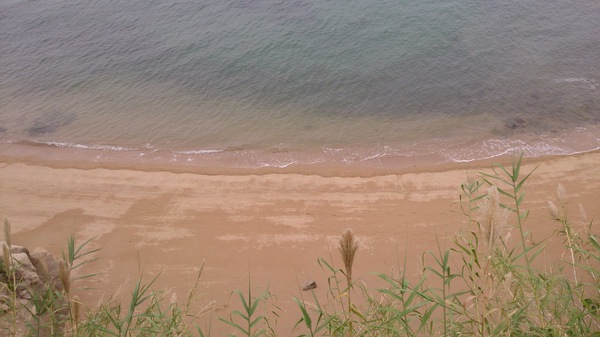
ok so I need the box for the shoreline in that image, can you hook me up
[2,119,599,175]
[2,139,598,177]
[2,151,600,332]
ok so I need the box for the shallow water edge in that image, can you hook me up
[1,127,599,178]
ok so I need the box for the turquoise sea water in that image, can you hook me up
[1,0,599,168]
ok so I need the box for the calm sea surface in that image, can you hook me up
[1,0,599,168]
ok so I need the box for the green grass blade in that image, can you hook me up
[293,297,312,329]
[248,294,262,317]
[249,315,265,328]
[480,173,512,187]
[236,290,250,315]
[517,191,525,207]
[496,187,515,200]
[231,309,249,321]
[514,153,523,181]
[218,317,247,335]
[493,163,514,181]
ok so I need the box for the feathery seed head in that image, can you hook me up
[39,257,49,281]
[2,242,11,273]
[478,186,510,248]
[579,203,587,222]
[556,183,566,202]
[3,218,11,248]
[59,258,71,295]
[339,229,359,281]
[548,201,559,219]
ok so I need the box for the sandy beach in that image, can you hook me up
[2,151,599,333]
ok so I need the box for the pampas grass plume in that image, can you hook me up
[339,229,359,281]
[59,258,71,296]
[2,242,11,273]
[3,218,11,248]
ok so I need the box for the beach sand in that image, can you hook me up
[2,151,599,333]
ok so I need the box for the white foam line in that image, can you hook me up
[359,152,387,161]
[173,149,223,155]
[43,141,134,151]
[566,145,600,156]
[448,145,600,163]
[448,148,514,163]
[259,160,299,168]
[554,77,598,89]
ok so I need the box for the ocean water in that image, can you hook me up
[1,0,599,168]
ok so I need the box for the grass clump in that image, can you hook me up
[292,153,600,336]
[219,280,275,337]
[79,265,210,337]
[0,225,212,337]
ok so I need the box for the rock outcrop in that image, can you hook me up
[0,242,67,336]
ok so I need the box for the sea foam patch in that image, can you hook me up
[43,141,135,152]
[554,78,599,90]
[442,125,600,163]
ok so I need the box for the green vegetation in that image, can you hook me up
[1,153,599,336]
